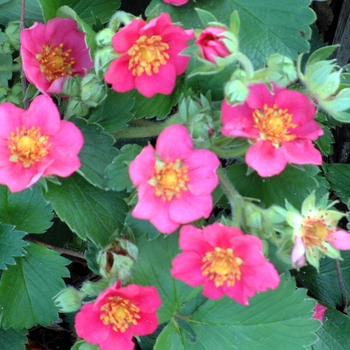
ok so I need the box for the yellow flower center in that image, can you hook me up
[149,158,189,201]
[201,247,243,287]
[100,296,141,333]
[128,35,169,76]
[36,43,75,82]
[253,103,297,147]
[8,126,50,168]
[302,218,329,250]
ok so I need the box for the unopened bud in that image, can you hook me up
[81,74,107,108]
[53,286,86,313]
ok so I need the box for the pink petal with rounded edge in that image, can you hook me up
[185,149,219,195]
[134,62,176,97]
[281,140,322,165]
[202,279,225,299]
[328,230,350,250]
[223,280,250,305]
[132,184,179,233]
[0,103,23,138]
[293,119,324,140]
[275,89,316,124]
[46,77,65,94]
[221,100,258,138]
[129,145,156,186]
[156,124,193,161]
[142,13,172,35]
[171,252,205,286]
[22,95,61,134]
[246,141,287,177]
[98,333,135,350]
[204,223,243,249]
[178,225,212,253]
[245,83,275,110]
[112,19,146,53]
[75,303,109,344]
[104,55,136,93]
[292,236,306,268]
[169,192,213,224]
[132,311,159,336]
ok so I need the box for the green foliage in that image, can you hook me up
[0,0,43,25]
[89,89,135,133]
[43,173,128,247]
[294,251,350,307]
[132,233,196,323]
[147,0,315,68]
[326,164,350,205]
[105,144,143,192]
[0,242,70,329]
[0,327,27,350]
[0,184,53,233]
[72,117,119,189]
[38,0,121,25]
[310,307,350,349]
[225,163,321,208]
[0,224,27,270]
[155,277,319,350]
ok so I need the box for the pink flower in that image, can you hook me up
[75,281,161,350]
[163,0,188,5]
[221,83,324,177]
[312,303,327,322]
[104,13,194,98]
[20,18,93,95]
[171,223,280,305]
[0,95,84,192]
[196,27,231,63]
[129,124,220,234]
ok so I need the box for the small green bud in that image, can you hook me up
[224,70,249,104]
[266,54,297,86]
[66,97,90,117]
[96,28,115,47]
[63,75,82,98]
[80,279,110,298]
[80,74,107,108]
[97,238,138,281]
[53,286,86,313]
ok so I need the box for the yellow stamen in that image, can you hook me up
[201,247,243,287]
[128,35,169,76]
[301,218,330,252]
[149,158,189,201]
[100,296,140,333]
[36,43,75,82]
[253,103,297,147]
[8,126,50,168]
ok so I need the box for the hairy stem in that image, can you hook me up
[20,0,29,109]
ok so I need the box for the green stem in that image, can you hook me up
[217,167,244,227]
[0,65,21,72]
[236,52,255,79]
[335,259,348,313]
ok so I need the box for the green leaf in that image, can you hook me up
[294,251,350,307]
[89,89,135,133]
[125,213,161,241]
[326,164,350,205]
[42,173,128,247]
[226,163,320,208]
[146,0,315,68]
[0,0,44,26]
[310,307,350,349]
[38,0,121,25]
[0,184,53,233]
[105,144,143,192]
[132,233,195,323]
[0,242,70,329]
[306,45,338,69]
[156,277,319,350]
[72,117,119,189]
[195,8,218,27]
[0,327,27,350]
[0,53,12,87]
[0,224,27,270]
[132,85,183,120]
[314,126,334,156]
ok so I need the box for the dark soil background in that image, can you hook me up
[26,1,349,349]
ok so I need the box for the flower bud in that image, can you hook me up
[80,74,107,108]
[53,286,86,313]
[63,75,82,98]
[196,27,235,63]
[224,69,249,104]
[96,28,114,47]
[266,54,297,86]
[97,238,138,281]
